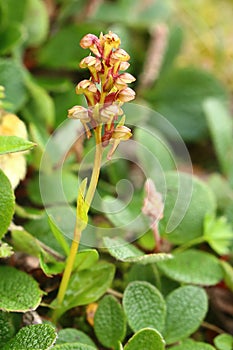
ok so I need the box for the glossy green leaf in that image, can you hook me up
[203,214,233,255]
[204,98,233,176]
[163,286,208,344]
[53,344,96,350]
[0,169,15,239]
[52,262,115,319]
[2,324,57,350]
[0,311,15,346]
[38,24,99,69]
[24,0,49,46]
[160,26,184,75]
[147,67,228,141]
[11,227,63,260]
[158,172,216,244]
[56,328,96,348]
[104,237,172,264]
[3,0,27,23]
[116,342,124,350]
[0,58,27,112]
[94,295,126,348]
[207,174,233,211]
[220,260,233,292]
[124,328,165,350]
[22,75,55,127]
[24,208,74,255]
[48,215,70,256]
[28,171,79,206]
[39,253,65,277]
[135,127,175,179]
[127,264,160,286]
[104,237,143,260]
[0,266,43,312]
[94,0,172,27]
[102,195,147,235]
[170,338,215,350]
[123,281,166,332]
[53,87,84,127]
[0,23,24,54]
[158,249,223,285]
[0,135,36,155]
[74,249,99,272]
[214,333,233,350]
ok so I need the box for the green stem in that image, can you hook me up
[52,125,103,323]
[85,126,103,208]
[172,236,205,254]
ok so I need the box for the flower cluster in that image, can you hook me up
[68,31,136,157]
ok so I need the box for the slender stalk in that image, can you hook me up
[85,125,103,208]
[172,236,205,254]
[52,125,103,322]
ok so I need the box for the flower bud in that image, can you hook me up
[80,56,102,82]
[101,31,121,59]
[117,87,135,102]
[76,80,97,94]
[80,34,102,57]
[68,105,90,122]
[112,125,132,140]
[114,73,136,89]
[110,49,130,63]
[76,80,99,106]
[100,104,123,123]
[80,56,101,70]
[80,34,98,48]
[119,61,130,71]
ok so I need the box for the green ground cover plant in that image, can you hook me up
[0,1,233,349]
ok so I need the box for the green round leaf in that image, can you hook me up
[94,0,172,26]
[0,23,24,55]
[53,262,115,320]
[220,260,233,292]
[158,249,223,285]
[158,172,216,244]
[163,286,208,344]
[3,324,57,350]
[0,266,43,312]
[0,58,27,112]
[22,77,55,127]
[148,67,228,141]
[124,328,165,350]
[53,344,96,350]
[135,127,175,176]
[28,171,79,205]
[0,311,15,346]
[0,169,15,239]
[214,333,233,350]
[123,281,166,333]
[94,295,126,348]
[38,24,100,70]
[170,339,215,350]
[56,328,96,348]
[203,98,233,176]
[24,0,49,46]
[104,237,172,264]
